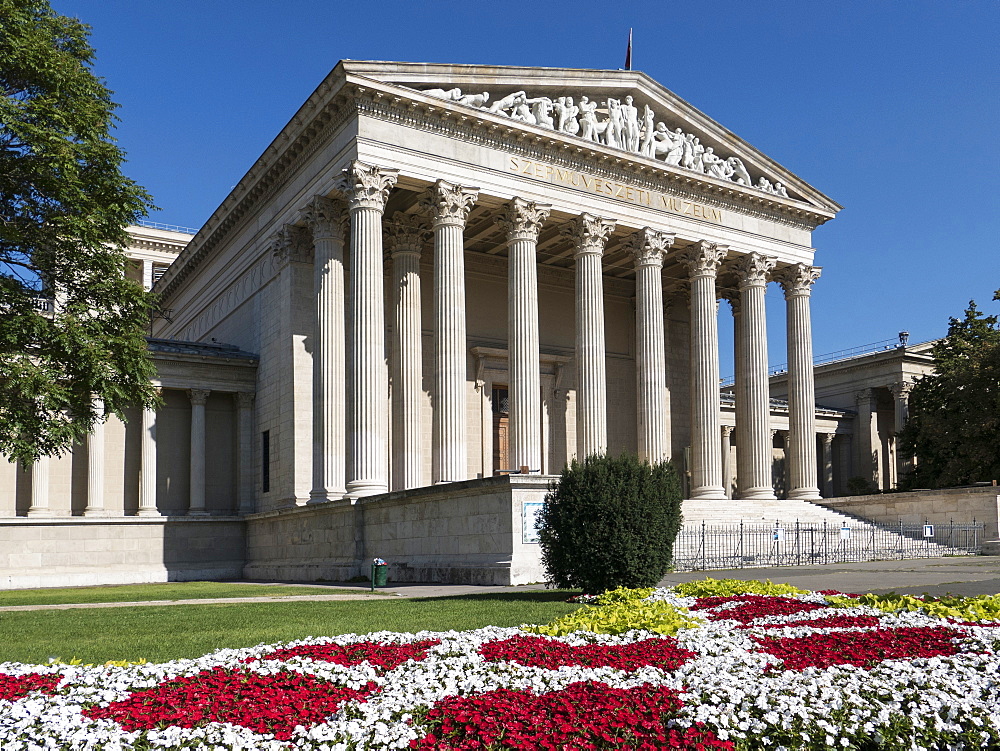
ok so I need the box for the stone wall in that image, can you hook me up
[0,518,245,589]
[814,486,1000,540]
[245,474,550,585]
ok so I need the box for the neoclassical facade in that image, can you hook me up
[2,62,860,586]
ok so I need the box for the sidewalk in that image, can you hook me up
[2,557,999,612]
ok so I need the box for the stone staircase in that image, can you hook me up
[672,498,969,571]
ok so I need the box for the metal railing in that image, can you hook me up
[671,519,983,571]
[137,220,200,235]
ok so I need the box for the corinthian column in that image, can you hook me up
[775,263,822,500]
[422,181,479,483]
[563,214,616,459]
[678,241,728,500]
[386,212,428,490]
[496,197,551,472]
[26,455,49,517]
[84,398,107,516]
[303,195,348,502]
[336,161,398,498]
[136,394,161,516]
[627,227,674,463]
[188,388,210,515]
[733,252,778,500]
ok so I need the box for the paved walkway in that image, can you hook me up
[3,557,999,612]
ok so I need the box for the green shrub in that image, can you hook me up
[537,452,682,593]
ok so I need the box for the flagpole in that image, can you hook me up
[625,28,633,70]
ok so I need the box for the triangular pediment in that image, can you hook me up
[339,61,841,216]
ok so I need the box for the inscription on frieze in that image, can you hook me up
[507,156,723,224]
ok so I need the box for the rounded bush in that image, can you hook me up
[537,452,682,593]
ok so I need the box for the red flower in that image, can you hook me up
[754,626,970,671]
[692,596,827,624]
[84,667,376,740]
[0,672,61,702]
[253,639,439,671]
[480,635,695,671]
[410,681,734,749]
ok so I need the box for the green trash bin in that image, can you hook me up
[371,559,388,589]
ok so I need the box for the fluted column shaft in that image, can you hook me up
[84,398,106,516]
[721,425,733,498]
[628,228,674,463]
[236,392,255,514]
[27,455,49,516]
[305,196,347,502]
[497,198,551,471]
[188,388,210,515]
[387,213,428,490]
[777,263,822,500]
[137,397,160,516]
[821,432,835,498]
[566,214,616,458]
[890,381,913,484]
[424,182,479,483]
[680,242,728,499]
[735,253,778,500]
[728,294,750,497]
[338,161,398,498]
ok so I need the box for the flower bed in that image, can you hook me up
[2,582,1000,749]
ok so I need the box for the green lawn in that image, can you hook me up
[0,581,382,607]
[0,591,579,665]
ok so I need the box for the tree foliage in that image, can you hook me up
[0,0,158,465]
[898,295,1000,489]
[537,453,683,593]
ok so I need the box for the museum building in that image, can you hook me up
[2,61,878,587]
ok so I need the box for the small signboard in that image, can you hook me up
[773,527,785,542]
[840,526,851,540]
[522,502,544,544]
[923,524,935,538]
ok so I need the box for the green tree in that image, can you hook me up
[0,0,158,465]
[899,294,1000,489]
[537,453,683,593]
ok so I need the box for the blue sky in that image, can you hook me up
[57,0,999,373]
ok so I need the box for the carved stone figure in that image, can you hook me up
[423,87,463,101]
[638,105,656,157]
[703,147,730,179]
[757,176,773,193]
[487,91,526,116]
[604,98,623,149]
[727,157,753,186]
[773,182,788,197]
[456,91,489,107]
[578,96,600,141]
[553,96,579,135]
[530,97,554,129]
[622,95,640,152]
[510,95,536,124]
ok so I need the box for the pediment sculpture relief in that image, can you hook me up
[422,87,789,198]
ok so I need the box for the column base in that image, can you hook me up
[83,508,114,517]
[26,508,49,517]
[345,480,388,499]
[689,485,727,501]
[787,487,822,501]
[738,487,778,501]
[135,508,162,517]
[307,490,330,505]
[186,509,210,517]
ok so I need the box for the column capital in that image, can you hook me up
[301,195,347,242]
[188,388,210,406]
[495,197,551,241]
[235,391,255,408]
[855,387,876,406]
[721,424,734,438]
[268,224,313,265]
[626,227,674,268]
[334,160,398,212]
[733,252,778,289]
[888,380,913,400]
[385,212,429,257]
[678,240,728,278]
[562,213,617,257]
[421,180,479,227]
[775,263,821,299]
[822,431,836,445]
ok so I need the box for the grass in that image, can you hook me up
[0,581,385,607]
[0,591,580,665]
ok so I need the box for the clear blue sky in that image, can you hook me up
[57,0,999,373]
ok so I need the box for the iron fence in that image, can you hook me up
[671,519,984,571]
